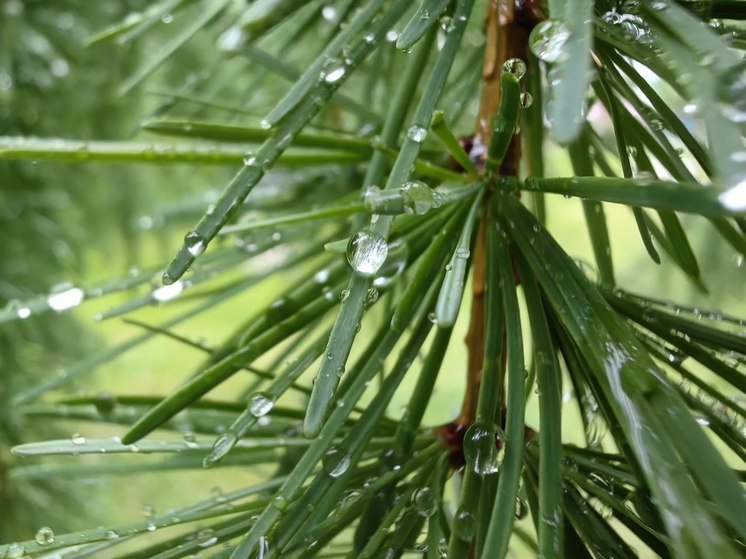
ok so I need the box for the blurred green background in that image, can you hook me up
[1,1,744,554]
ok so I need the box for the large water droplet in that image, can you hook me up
[322,447,351,477]
[520,92,533,108]
[454,509,476,540]
[94,392,117,414]
[529,19,571,63]
[204,429,238,467]
[71,432,86,445]
[413,487,435,517]
[47,286,84,312]
[5,543,25,559]
[406,125,427,143]
[401,180,435,215]
[718,177,746,211]
[346,230,388,276]
[152,280,184,302]
[321,5,337,21]
[515,498,528,520]
[502,58,526,79]
[196,528,218,548]
[718,64,746,123]
[463,422,504,475]
[35,526,55,545]
[248,392,274,417]
[321,59,346,83]
[184,231,206,256]
[585,411,607,448]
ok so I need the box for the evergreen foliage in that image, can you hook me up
[1,1,745,558]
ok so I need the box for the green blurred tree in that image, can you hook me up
[1,1,745,558]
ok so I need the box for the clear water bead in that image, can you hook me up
[35,526,55,545]
[520,92,533,108]
[515,498,528,519]
[529,19,571,63]
[248,392,274,417]
[406,125,427,143]
[454,509,477,539]
[5,543,24,558]
[401,180,435,214]
[719,178,746,211]
[346,229,388,276]
[71,432,86,445]
[47,286,84,312]
[322,447,351,477]
[502,58,526,79]
[204,429,238,466]
[463,422,504,475]
[413,487,435,517]
[321,59,346,83]
[184,231,206,256]
[152,280,184,302]
[197,528,218,548]
[718,62,746,123]
[321,5,337,21]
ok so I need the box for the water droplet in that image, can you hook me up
[272,495,289,511]
[454,509,476,539]
[71,432,85,445]
[322,447,351,477]
[47,286,84,312]
[0,73,12,91]
[529,19,571,63]
[401,180,435,214]
[17,307,31,319]
[94,392,117,414]
[314,268,331,284]
[339,288,350,302]
[219,26,244,51]
[142,504,156,518]
[363,33,376,43]
[243,153,257,166]
[5,543,24,558]
[585,412,607,448]
[385,30,399,42]
[248,392,274,417]
[463,422,504,474]
[321,59,346,83]
[520,92,533,108]
[196,528,217,548]
[339,490,360,513]
[718,62,746,123]
[35,526,54,545]
[184,231,206,256]
[407,125,427,143]
[365,287,379,306]
[502,58,526,79]
[718,177,746,211]
[455,247,470,259]
[152,280,184,302]
[515,498,528,520]
[346,229,388,276]
[321,5,337,21]
[204,430,239,466]
[413,487,435,517]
